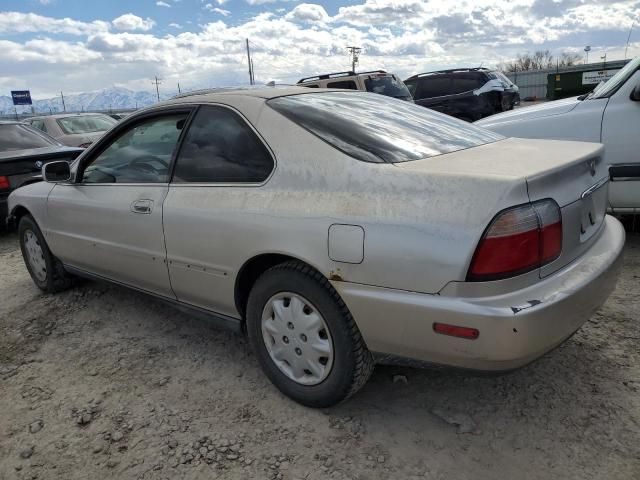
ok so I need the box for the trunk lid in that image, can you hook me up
[394,137,609,278]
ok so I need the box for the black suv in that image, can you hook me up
[404,68,520,121]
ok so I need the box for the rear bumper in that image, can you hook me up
[332,215,625,371]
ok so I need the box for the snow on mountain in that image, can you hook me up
[0,87,174,115]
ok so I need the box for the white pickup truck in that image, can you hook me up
[477,57,640,213]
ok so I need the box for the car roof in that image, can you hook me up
[297,70,389,84]
[29,113,113,120]
[406,68,491,80]
[159,86,355,109]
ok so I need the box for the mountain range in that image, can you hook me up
[0,87,175,115]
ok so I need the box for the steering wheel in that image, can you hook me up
[129,155,168,174]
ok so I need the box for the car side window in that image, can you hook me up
[416,76,451,98]
[172,106,274,183]
[30,120,46,132]
[327,80,358,90]
[81,114,188,184]
[450,74,483,94]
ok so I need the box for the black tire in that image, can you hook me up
[18,215,73,293]
[246,261,374,408]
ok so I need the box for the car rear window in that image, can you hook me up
[0,124,58,152]
[268,92,504,163]
[56,115,117,135]
[363,75,412,99]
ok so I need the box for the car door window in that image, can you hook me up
[81,115,188,184]
[172,106,274,183]
[416,76,451,98]
[327,80,358,90]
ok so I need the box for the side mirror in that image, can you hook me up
[630,84,640,102]
[42,161,71,183]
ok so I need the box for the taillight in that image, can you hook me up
[0,175,9,190]
[467,199,562,281]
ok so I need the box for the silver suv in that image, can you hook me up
[297,70,413,101]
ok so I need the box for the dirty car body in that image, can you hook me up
[8,88,624,406]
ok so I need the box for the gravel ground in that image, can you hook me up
[0,230,639,480]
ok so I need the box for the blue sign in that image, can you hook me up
[11,90,32,106]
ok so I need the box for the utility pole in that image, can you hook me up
[152,76,162,102]
[347,46,361,72]
[246,39,254,85]
[60,91,66,112]
[177,82,181,94]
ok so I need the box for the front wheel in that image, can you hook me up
[19,215,73,293]
[246,261,374,407]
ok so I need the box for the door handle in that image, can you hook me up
[131,199,153,214]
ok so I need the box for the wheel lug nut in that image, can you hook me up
[283,336,289,344]
[295,348,302,356]
[300,334,307,342]
[287,322,294,330]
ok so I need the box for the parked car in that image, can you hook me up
[8,88,624,407]
[404,68,520,121]
[26,113,118,148]
[0,121,82,226]
[476,56,640,213]
[297,70,413,101]
[108,113,130,121]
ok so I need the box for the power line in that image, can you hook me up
[152,76,162,102]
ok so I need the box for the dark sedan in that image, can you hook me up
[1,121,83,227]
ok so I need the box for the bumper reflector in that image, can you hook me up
[433,322,479,340]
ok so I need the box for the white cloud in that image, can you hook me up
[169,23,182,29]
[39,0,53,4]
[156,1,171,7]
[112,14,156,32]
[286,4,329,24]
[204,4,231,15]
[0,12,109,36]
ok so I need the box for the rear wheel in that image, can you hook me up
[19,215,73,293]
[246,261,374,407]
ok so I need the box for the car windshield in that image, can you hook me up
[0,123,58,152]
[589,57,640,99]
[364,75,412,99]
[56,115,117,135]
[268,92,504,163]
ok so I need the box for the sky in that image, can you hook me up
[0,0,639,98]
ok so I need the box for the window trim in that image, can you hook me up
[74,106,197,186]
[168,102,277,188]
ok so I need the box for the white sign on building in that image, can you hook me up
[582,69,620,85]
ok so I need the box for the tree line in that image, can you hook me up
[499,50,583,72]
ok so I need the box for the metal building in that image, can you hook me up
[504,59,630,101]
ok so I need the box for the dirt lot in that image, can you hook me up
[1,230,639,480]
